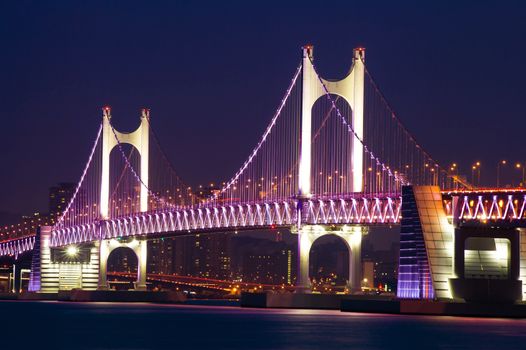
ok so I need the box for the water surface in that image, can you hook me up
[2,300,525,349]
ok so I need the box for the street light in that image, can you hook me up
[450,163,458,188]
[430,167,436,185]
[497,160,507,187]
[474,162,481,187]
[516,163,525,187]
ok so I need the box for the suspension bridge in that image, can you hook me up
[1,45,525,302]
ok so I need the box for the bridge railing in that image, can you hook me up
[443,189,526,226]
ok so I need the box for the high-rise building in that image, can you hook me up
[49,183,76,216]
[207,233,231,279]
[171,233,231,279]
[309,239,349,285]
[107,247,137,273]
[241,247,294,285]
[0,181,77,240]
[147,238,174,274]
[362,260,375,289]
[149,232,297,285]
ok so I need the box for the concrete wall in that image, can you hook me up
[29,227,99,293]
[413,186,454,299]
[397,186,454,300]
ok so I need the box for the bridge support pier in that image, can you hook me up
[98,238,148,291]
[28,226,100,293]
[295,225,364,294]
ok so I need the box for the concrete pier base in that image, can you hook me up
[59,290,186,303]
[5,290,186,303]
[341,298,526,318]
[18,292,58,300]
[241,292,348,310]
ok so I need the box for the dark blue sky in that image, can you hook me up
[1,1,525,214]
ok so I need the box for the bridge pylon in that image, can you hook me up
[298,45,365,198]
[296,45,366,293]
[100,107,150,219]
[98,107,150,290]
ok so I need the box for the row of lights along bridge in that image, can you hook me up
[5,157,525,245]
[448,161,526,188]
[193,160,526,196]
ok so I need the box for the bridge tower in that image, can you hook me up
[100,107,149,219]
[27,109,151,293]
[298,44,365,197]
[296,45,366,293]
[98,107,149,290]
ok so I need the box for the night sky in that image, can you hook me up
[1,1,525,215]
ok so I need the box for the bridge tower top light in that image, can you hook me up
[302,44,314,60]
[354,47,366,62]
[141,108,150,120]
[102,106,111,120]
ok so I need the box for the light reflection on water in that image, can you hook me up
[2,300,526,349]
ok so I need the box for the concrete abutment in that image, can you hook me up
[29,226,148,293]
